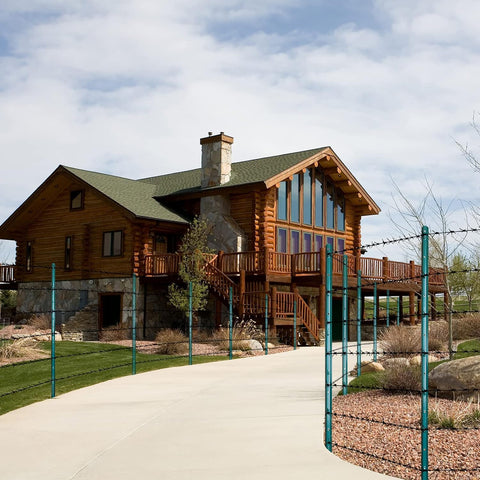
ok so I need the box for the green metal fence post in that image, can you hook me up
[132,273,137,375]
[386,289,390,327]
[373,282,378,362]
[189,282,193,366]
[325,244,333,451]
[51,263,56,398]
[265,294,269,355]
[229,287,233,360]
[293,299,297,350]
[421,226,430,480]
[357,270,362,377]
[342,254,348,395]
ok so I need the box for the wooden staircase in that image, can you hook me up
[201,255,321,344]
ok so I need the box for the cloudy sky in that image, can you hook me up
[1,0,480,262]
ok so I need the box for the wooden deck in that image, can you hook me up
[143,249,446,289]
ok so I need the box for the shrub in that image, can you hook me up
[155,329,189,355]
[27,314,51,330]
[380,364,421,392]
[380,325,420,357]
[380,323,448,357]
[428,321,448,352]
[99,324,130,342]
[428,400,480,429]
[452,313,480,340]
[0,338,42,360]
[211,319,264,352]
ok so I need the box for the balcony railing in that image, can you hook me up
[143,250,446,287]
[0,265,16,284]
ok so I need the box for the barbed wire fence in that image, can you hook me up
[325,226,480,480]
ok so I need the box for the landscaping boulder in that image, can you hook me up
[429,356,480,401]
[242,339,263,352]
[409,354,439,366]
[359,361,385,374]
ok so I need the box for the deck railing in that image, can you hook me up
[143,250,446,286]
[0,265,16,284]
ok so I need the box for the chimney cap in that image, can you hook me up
[200,132,234,145]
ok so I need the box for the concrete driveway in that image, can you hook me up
[0,347,397,479]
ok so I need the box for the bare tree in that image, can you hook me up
[389,177,467,358]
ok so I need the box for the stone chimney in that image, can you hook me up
[200,132,234,188]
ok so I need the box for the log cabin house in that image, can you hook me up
[0,132,446,343]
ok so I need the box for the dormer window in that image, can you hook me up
[70,190,84,210]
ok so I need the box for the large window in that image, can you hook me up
[290,174,300,223]
[277,181,287,221]
[337,191,345,231]
[315,173,324,227]
[326,182,335,229]
[277,228,287,253]
[103,231,123,257]
[303,170,312,225]
[290,230,300,253]
[303,232,312,252]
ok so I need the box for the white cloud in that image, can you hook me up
[1,0,480,264]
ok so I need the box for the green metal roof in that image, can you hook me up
[63,166,189,224]
[64,147,329,222]
[141,147,328,196]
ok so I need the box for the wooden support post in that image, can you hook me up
[264,247,270,276]
[271,287,277,321]
[217,250,224,271]
[382,257,389,282]
[409,291,416,325]
[239,270,246,319]
[399,295,403,323]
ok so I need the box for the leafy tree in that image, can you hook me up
[449,252,480,311]
[168,217,213,321]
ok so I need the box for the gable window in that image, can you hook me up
[303,169,312,225]
[337,191,345,231]
[26,241,33,272]
[65,236,72,270]
[326,182,335,229]
[103,231,123,257]
[290,174,300,223]
[315,172,324,227]
[277,181,288,221]
[70,190,84,210]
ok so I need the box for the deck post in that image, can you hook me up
[382,256,389,282]
[217,250,224,270]
[271,287,277,325]
[264,247,270,276]
[239,269,245,318]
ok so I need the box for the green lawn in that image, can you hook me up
[0,341,228,416]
